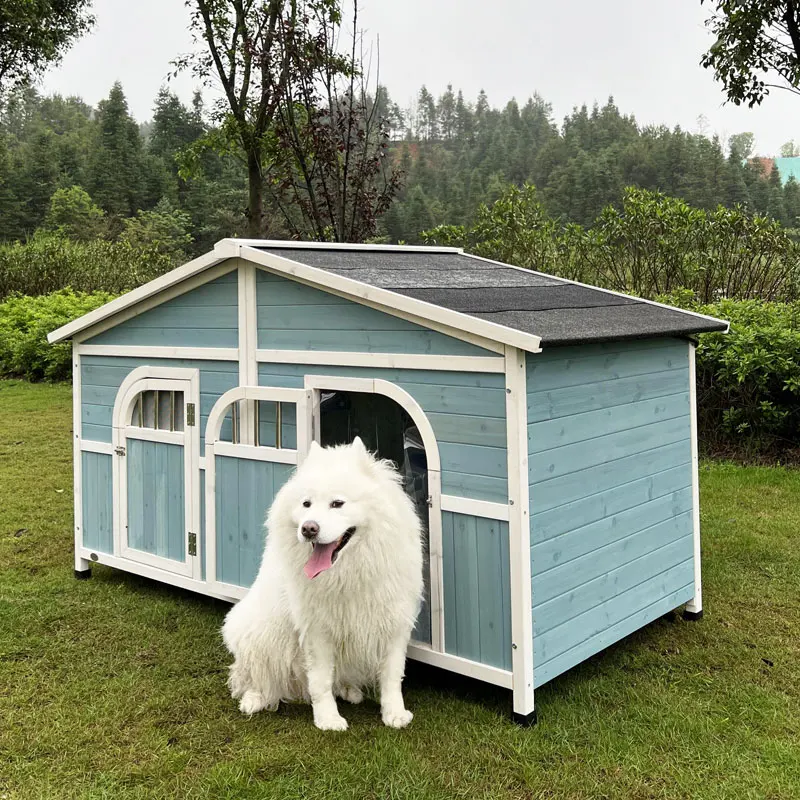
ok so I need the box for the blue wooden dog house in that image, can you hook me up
[49,240,728,723]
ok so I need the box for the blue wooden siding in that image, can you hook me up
[256,269,495,357]
[257,362,508,503]
[126,439,185,561]
[80,356,239,446]
[84,271,238,348]
[81,452,113,553]
[527,338,695,688]
[215,455,293,586]
[442,512,511,669]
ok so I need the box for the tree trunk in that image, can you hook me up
[247,149,263,238]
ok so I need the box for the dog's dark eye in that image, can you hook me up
[330,500,345,509]
[302,500,311,508]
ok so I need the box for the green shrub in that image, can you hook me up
[424,184,800,302]
[0,236,177,299]
[42,185,108,241]
[119,199,194,261]
[0,290,115,381]
[663,294,800,458]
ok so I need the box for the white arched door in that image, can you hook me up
[112,368,201,579]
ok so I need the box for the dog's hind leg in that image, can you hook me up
[228,659,251,700]
[239,688,279,715]
[336,684,364,704]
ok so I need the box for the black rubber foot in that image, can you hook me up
[74,568,92,580]
[512,709,538,727]
[683,608,703,621]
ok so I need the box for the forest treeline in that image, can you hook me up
[1,83,798,252]
[3,82,800,459]
[385,86,798,240]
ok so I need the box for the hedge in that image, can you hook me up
[663,293,800,459]
[2,288,800,461]
[0,290,115,381]
[0,236,176,300]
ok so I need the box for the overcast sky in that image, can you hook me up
[41,0,800,156]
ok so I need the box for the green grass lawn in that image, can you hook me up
[1,379,799,800]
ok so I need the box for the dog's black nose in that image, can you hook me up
[301,521,320,540]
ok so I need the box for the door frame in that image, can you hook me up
[303,374,445,654]
[204,384,312,599]
[111,367,201,579]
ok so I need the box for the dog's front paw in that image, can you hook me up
[314,711,349,731]
[239,690,270,716]
[382,708,413,729]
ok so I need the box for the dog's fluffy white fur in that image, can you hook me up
[222,437,423,730]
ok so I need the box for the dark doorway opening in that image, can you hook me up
[318,390,432,644]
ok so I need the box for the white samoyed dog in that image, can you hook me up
[222,437,423,730]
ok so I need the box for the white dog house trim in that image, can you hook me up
[51,240,728,724]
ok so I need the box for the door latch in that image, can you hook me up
[115,445,126,456]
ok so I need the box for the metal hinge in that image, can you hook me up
[188,532,197,556]
[186,403,196,427]
[115,445,126,456]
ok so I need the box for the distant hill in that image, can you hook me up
[380,87,800,241]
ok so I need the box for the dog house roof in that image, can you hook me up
[256,246,728,346]
[48,240,728,348]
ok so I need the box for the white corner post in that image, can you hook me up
[73,346,91,578]
[684,341,703,620]
[238,259,258,444]
[505,345,535,724]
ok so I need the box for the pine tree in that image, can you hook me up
[149,88,205,167]
[16,128,60,230]
[87,82,148,218]
[417,86,438,140]
[438,85,456,140]
[723,151,750,207]
[783,177,800,228]
[454,90,473,142]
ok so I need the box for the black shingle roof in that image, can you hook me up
[260,248,728,346]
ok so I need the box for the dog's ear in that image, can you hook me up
[351,436,369,458]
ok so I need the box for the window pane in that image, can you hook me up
[174,393,184,432]
[157,391,172,430]
[130,394,143,427]
[257,400,277,447]
[142,391,156,428]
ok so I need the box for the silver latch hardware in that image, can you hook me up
[186,403,196,427]
[188,532,197,556]
[115,446,126,456]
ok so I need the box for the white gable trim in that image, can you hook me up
[242,244,543,354]
[252,259,504,355]
[48,239,543,354]
[48,244,238,344]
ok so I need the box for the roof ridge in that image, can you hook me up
[222,238,462,254]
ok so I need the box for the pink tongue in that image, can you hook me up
[304,541,339,579]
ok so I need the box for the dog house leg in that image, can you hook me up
[684,343,702,622]
[75,555,92,580]
[512,709,538,727]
